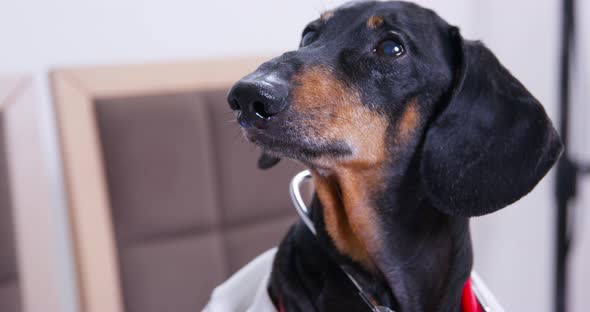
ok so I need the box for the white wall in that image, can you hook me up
[469,2,590,312]
[0,0,587,311]
[569,0,590,310]
[0,0,475,71]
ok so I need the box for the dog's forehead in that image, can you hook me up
[313,1,448,54]
[322,1,429,26]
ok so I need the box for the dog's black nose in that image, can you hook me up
[227,77,288,129]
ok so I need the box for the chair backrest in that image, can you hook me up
[0,78,22,312]
[52,59,301,312]
[1,76,73,312]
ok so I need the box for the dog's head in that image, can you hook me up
[228,0,563,217]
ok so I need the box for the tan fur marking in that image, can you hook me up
[312,167,386,270]
[321,11,334,22]
[367,15,384,29]
[313,173,372,268]
[292,66,388,167]
[291,66,389,269]
[396,99,420,144]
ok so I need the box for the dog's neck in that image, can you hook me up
[311,164,386,271]
[308,161,473,312]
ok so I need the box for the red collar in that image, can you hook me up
[462,278,484,312]
[279,278,483,312]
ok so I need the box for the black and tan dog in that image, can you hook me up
[227,1,563,311]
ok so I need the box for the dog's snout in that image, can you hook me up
[227,76,289,129]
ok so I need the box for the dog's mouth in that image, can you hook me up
[243,128,352,164]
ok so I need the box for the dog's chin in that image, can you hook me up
[244,130,352,165]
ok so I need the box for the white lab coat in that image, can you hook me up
[203,248,278,312]
[203,248,505,312]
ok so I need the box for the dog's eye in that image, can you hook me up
[375,38,405,57]
[300,30,318,47]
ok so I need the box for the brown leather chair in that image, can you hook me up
[52,59,300,312]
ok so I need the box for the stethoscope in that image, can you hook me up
[289,170,395,312]
[289,170,495,312]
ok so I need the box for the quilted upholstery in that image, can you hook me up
[95,90,300,311]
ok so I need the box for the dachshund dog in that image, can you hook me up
[227,1,563,311]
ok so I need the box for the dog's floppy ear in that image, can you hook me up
[420,28,563,217]
[258,152,281,170]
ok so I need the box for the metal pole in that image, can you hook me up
[555,0,575,311]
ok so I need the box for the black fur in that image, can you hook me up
[227,1,563,311]
[421,32,563,216]
[258,152,282,169]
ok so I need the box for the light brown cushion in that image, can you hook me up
[225,214,296,273]
[96,94,219,245]
[119,233,226,312]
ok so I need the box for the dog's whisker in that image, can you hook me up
[329,113,352,123]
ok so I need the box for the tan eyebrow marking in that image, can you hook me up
[395,99,421,144]
[321,10,334,21]
[367,15,384,29]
